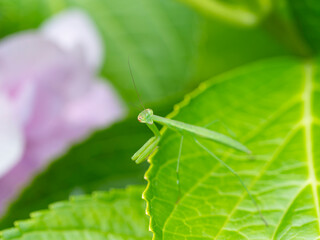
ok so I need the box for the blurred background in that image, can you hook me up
[0,0,315,228]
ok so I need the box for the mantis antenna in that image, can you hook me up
[128,58,145,110]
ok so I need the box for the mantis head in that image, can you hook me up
[138,109,153,124]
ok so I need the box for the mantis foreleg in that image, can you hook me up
[132,136,160,164]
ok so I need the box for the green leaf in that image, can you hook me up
[0,186,151,240]
[0,0,201,103]
[145,57,320,239]
[176,0,271,26]
[193,19,290,82]
[288,0,320,54]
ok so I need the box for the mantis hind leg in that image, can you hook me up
[193,137,268,226]
[205,120,254,159]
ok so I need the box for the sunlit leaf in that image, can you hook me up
[288,0,320,54]
[145,57,320,239]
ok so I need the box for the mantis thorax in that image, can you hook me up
[138,109,153,124]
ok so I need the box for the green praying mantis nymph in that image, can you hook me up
[131,108,268,226]
[127,60,267,226]
[132,108,250,163]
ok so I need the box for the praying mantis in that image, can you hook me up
[131,108,267,226]
[128,63,267,226]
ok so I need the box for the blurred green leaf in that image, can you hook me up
[287,0,320,54]
[79,0,202,103]
[145,57,320,239]
[0,0,289,104]
[0,0,202,103]
[192,19,289,82]
[175,0,272,26]
[0,186,151,240]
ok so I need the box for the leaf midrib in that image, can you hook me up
[303,62,320,231]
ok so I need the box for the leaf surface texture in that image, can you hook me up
[145,57,320,239]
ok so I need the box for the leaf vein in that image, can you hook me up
[215,123,303,238]
[303,62,320,231]
[271,183,309,239]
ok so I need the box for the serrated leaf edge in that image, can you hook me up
[0,185,145,240]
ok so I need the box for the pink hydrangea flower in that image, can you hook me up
[0,9,126,213]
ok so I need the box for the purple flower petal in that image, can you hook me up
[0,95,24,178]
[41,8,104,71]
[0,10,126,214]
